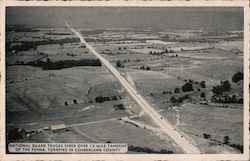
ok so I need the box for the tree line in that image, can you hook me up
[18,58,101,70]
[128,145,174,154]
[7,37,80,52]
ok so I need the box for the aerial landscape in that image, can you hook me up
[5,7,244,154]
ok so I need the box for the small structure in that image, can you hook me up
[50,124,66,131]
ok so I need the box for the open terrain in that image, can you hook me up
[6,25,244,154]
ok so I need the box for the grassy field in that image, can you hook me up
[73,120,183,153]
[162,103,243,153]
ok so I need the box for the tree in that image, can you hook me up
[222,80,231,91]
[200,92,206,99]
[223,136,230,144]
[146,66,151,70]
[181,83,193,92]
[232,72,243,83]
[200,81,206,88]
[174,88,180,93]
[203,133,211,139]
[212,80,231,95]
[73,99,77,104]
[46,58,52,63]
[170,96,176,103]
[212,85,223,95]
[116,61,122,68]
[64,101,68,106]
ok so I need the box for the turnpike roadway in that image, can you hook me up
[66,23,201,154]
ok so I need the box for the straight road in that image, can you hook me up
[66,23,201,154]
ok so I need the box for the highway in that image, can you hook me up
[66,23,201,154]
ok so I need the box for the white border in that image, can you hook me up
[0,1,249,161]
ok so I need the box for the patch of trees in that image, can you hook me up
[95,95,122,103]
[229,143,243,153]
[171,54,178,57]
[7,26,40,32]
[212,80,231,95]
[203,133,211,139]
[7,128,26,140]
[116,61,124,68]
[223,136,243,153]
[186,79,199,85]
[200,92,206,99]
[79,45,86,48]
[211,94,243,104]
[170,95,190,104]
[139,65,151,70]
[95,96,111,103]
[113,103,125,110]
[232,72,243,83]
[45,32,73,36]
[81,30,105,35]
[23,58,101,70]
[167,49,174,53]
[162,91,172,94]
[200,81,206,88]
[174,88,180,93]
[149,49,174,56]
[202,133,243,153]
[7,37,80,52]
[13,60,25,65]
[181,83,193,92]
[128,145,173,154]
[66,53,77,57]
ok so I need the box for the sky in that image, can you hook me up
[6,7,243,31]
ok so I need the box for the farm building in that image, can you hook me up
[50,124,66,131]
